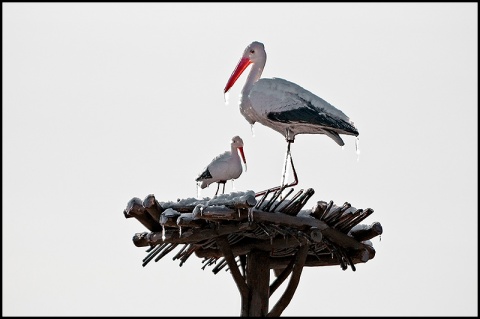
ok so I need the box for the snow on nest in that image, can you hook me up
[160,190,256,208]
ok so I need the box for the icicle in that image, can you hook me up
[280,148,290,192]
[250,124,255,137]
[231,179,236,191]
[162,225,166,241]
[179,226,182,237]
[224,92,229,105]
[379,235,382,242]
[355,137,360,162]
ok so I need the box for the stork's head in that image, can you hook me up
[224,41,267,94]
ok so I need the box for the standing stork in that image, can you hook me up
[196,136,247,196]
[224,41,359,189]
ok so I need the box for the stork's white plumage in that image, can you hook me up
[196,136,247,196]
[224,41,359,187]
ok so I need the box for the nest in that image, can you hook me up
[124,186,382,273]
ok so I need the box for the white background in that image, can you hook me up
[3,3,477,316]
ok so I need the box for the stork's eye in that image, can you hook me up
[250,50,255,54]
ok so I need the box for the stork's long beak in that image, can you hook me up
[238,147,247,172]
[224,57,252,94]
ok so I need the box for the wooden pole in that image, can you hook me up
[267,243,308,317]
[245,249,270,317]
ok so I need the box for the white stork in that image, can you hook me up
[196,136,247,196]
[224,41,359,188]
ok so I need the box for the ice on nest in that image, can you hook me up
[349,223,369,233]
[161,197,209,207]
[361,239,373,247]
[206,190,256,206]
[296,209,315,218]
[161,190,255,207]
[163,208,181,217]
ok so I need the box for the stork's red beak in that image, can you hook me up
[224,57,252,94]
[238,147,247,172]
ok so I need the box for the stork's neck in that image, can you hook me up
[241,62,265,95]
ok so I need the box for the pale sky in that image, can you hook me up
[3,2,478,316]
